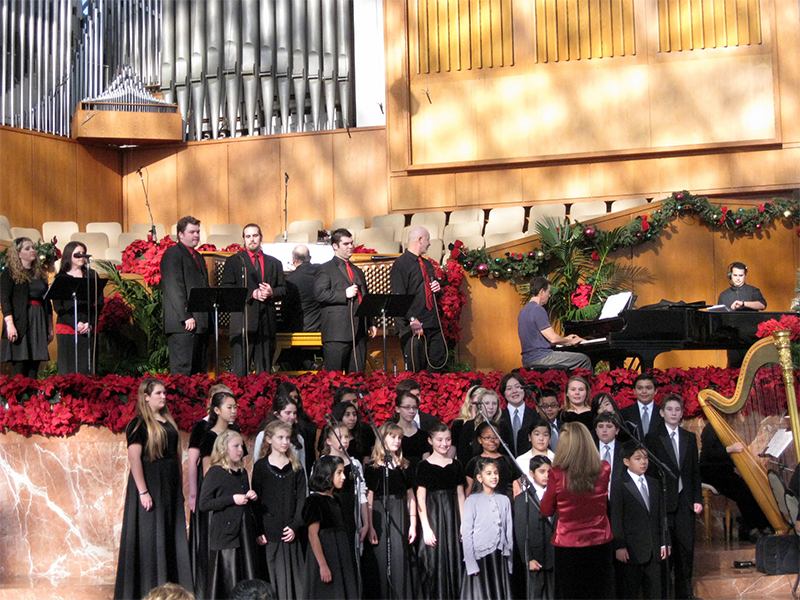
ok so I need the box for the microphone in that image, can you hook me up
[74,252,92,259]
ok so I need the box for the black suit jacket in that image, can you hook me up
[500,405,538,457]
[313,256,371,342]
[220,250,285,338]
[610,472,668,564]
[514,491,556,569]
[619,402,664,442]
[283,262,321,332]
[644,424,703,513]
[160,242,209,334]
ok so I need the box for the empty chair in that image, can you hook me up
[485,231,528,247]
[610,198,649,213]
[371,214,406,241]
[483,206,526,236]
[206,234,242,249]
[528,203,567,232]
[354,227,395,250]
[425,239,444,263]
[443,222,483,247]
[170,222,207,243]
[410,211,446,239]
[104,246,123,264]
[288,219,323,242]
[332,216,366,233]
[0,215,10,230]
[0,225,12,241]
[209,223,244,237]
[569,201,608,222]
[130,222,167,240]
[401,224,440,244]
[70,232,109,259]
[43,221,79,247]
[10,227,42,242]
[448,208,484,227]
[274,232,311,243]
[86,222,123,247]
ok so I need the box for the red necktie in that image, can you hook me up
[419,257,433,310]
[345,261,362,302]
[250,251,263,280]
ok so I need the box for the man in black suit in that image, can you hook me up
[161,215,209,375]
[221,223,285,377]
[619,373,664,441]
[395,378,438,432]
[611,442,670,600]
[499,372,538,457]
[314,228,376,373]
[283,244,321,332]
[645,395,703,600]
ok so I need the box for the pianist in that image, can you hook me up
[719,262,766,368]
[519,277,592,371]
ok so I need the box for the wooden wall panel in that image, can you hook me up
[227,137,282,238]
[76,145,122,228]
[32,136,77,226]
[0,128,33,228]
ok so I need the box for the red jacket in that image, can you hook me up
[540,462,613,547]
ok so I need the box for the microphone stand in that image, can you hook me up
[324,413,365,599]
[358,385,400,600]
[615,417,677,600]
[137,168,157,241]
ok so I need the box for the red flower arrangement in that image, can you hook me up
[756,315,800,342]
[97,293,133,333]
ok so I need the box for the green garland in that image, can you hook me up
[451,190,800,282]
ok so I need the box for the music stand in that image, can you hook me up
[188,287,249,376]
[45,275,107,374]
[356,293,414,371]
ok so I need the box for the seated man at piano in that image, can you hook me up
[719,261,767,368]
[518,276,592,371]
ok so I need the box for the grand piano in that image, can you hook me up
[563,307,793,369]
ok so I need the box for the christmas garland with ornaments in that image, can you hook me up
[450,190,800,283]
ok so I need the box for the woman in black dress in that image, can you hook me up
[363,422,417,600]
[114,378,193,600]
[0,237,52,377]
[416,422,466,600]
[51,241,104,375]
[199,430,266,600]
[304,455,360,599]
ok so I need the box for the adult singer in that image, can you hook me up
[314,228,376,373]
[390,226,447,373]
[160,216,209,375]
[221,224,285,376]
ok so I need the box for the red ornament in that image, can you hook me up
[584,227,596,238]
[476,263,489,275]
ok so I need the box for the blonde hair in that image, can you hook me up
[473,388,502,427]
[131,378,179,460]
[456,385,481,422]
[564,375,591,411]
[320,424,351,456]
[370,422,409,469]
[210,429,245,472]
[260,420,302,471]
[553,422,602,495]
[6,237,46,284]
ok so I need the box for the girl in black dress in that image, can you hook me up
[251,420,307,599]
[363,422,418,600]
[304,455,360,599]
[0,237,52,377]
[416,422,466,600]
[114,378,193,600]
[199,430,266,600]
[51,240,104,375]
[561,375,594,430]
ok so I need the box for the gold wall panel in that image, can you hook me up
[411,0,514,74]
[534,0,636,63]
[658,0,762,52]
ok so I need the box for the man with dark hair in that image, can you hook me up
[390,226,447,373]
[220,223,285,376]
[314,228,376,372]
[518,276,591,371]
[161,215,210,375]
[283,244,321,332]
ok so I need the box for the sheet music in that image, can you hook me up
[765,429,793,458]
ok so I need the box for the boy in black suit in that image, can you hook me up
[645,394,703,600]
[611,442,670,600]
[514,455,556,600]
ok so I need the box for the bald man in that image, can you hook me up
[390,226,447,373]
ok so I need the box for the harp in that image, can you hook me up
[698,330,800,534]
